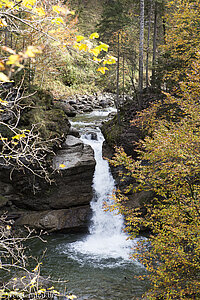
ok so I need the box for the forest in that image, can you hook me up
[0,0,200,299]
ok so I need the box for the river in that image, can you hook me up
[29,108,149,299]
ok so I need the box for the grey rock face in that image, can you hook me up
[56,102,76,117]
[7,138,95,211]
[15,205,91,232]
[61,135,83,151]
[68,126,80,138]
[0,135,95,232]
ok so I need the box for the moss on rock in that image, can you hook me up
[19,88,70,149]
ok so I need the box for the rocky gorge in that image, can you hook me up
[0,89,155,234]
[0,92,116,233]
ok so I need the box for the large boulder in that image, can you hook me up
[1,136,95,212]
[61,135,83,151]
[68,126,80,138]
[15,205,91,232]
[49,138,95,210]
[55,102,77,117]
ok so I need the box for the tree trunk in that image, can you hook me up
[163,17,166,44]
[116,32,120,124]
[152,1,158,86]
[146,0,152,88]
[139,0,144,106]
[123,54,125,102]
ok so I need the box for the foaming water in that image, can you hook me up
[59,128,135,267]
[70,108,117,129]
[88,107,117,117]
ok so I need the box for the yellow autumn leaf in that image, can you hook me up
[0,137,8,140]
[34,7,45,17]
[76,35,85,42]
[29,276,36,287]
[59,164,66,168]
[52,290,60,295]
[6,54,20,65]
[6,225,11,230]
[0,72,10,82]
[21,276,26,280]
[12,133,26,140]
[103,56,117,65]
[25,48,35,58]
[25,46,42,58]
[52,5,62,14]
[0,61,5,71]
[67,295,77,300]
[51,17,64,25]
[79,44,88,52]
[89,48,100,57]
[32,263,42,272]
[73,42,80,50]
[97,67,109,74]
[89,32,99,39]
[22,0,36,8]
[37,289,46,294]
[97,42,109,52]
[2,1,14,8]
[93,57,102,62]
[0,19,7,27]
[0,98,8,106]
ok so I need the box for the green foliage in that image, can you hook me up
[157,0,200,90]
[97,0,132,41]
[33,49,102,97]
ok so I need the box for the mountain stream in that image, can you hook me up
[29,108,149,299]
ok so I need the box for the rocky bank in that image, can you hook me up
[0,91,115,233]
[101,90,163,226]
[54,92,115,117]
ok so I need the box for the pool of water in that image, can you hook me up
[28,233,149,300]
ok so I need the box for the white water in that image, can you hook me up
[89,107,117,117]
[66,127,134,264]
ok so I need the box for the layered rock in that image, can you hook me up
[15,205,91,233]
[50,136,96,210]
[0,136,96,232]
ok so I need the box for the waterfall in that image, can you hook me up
[67,128,133,263]
[30,109,148,300]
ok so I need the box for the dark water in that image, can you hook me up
[28,233,149,300]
